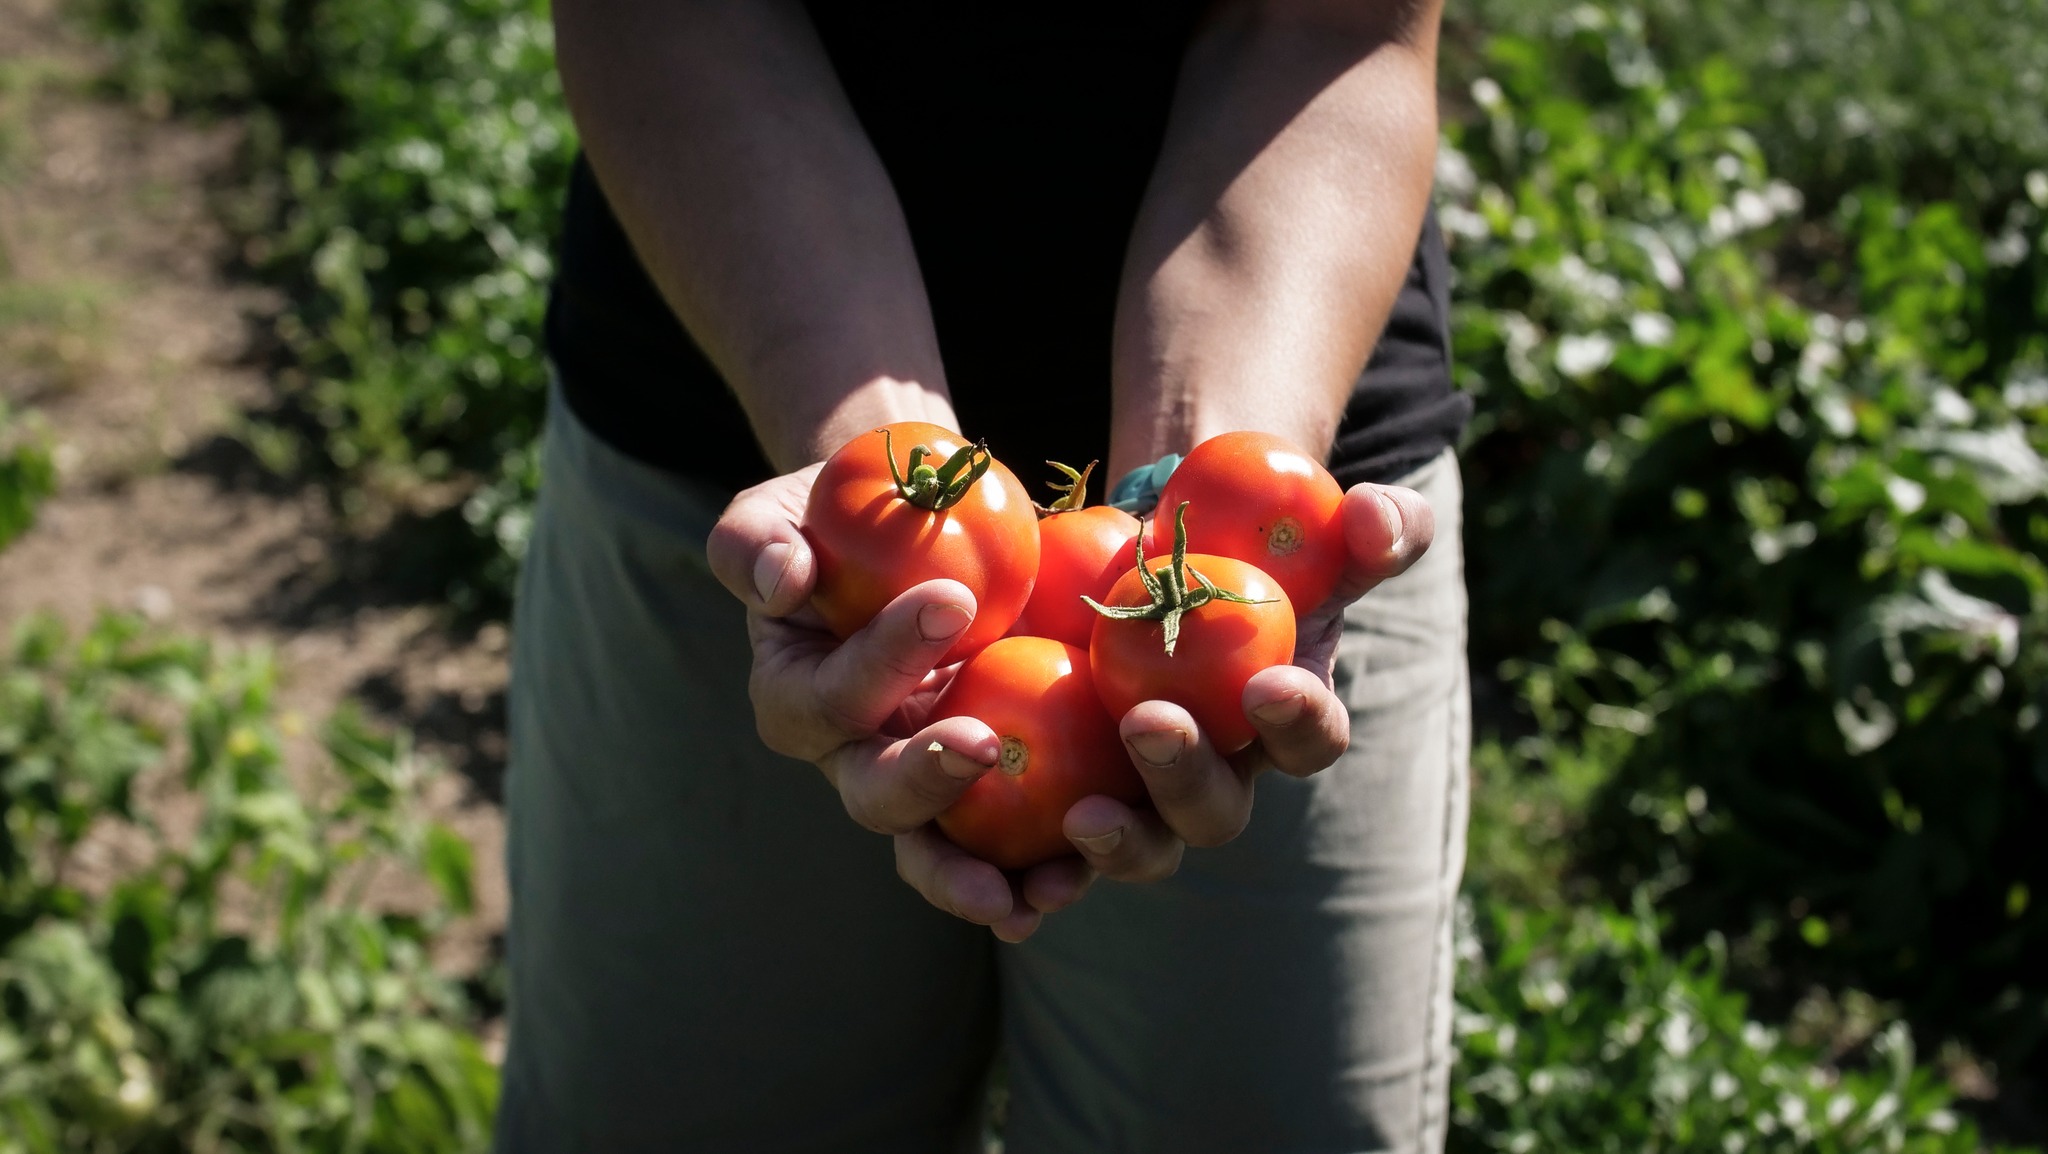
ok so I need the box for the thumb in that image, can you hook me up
[708,469,820,616]
[1331,482,1435,603]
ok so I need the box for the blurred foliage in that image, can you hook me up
[1451,894,2016,1152]
[94,0,569,608]
[1446,0,2048,1085]
[0,403,55,551]
[1451,0,2048,216]
[0,614,496,1152]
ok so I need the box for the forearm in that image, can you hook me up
[1108,0,1443,478]
[555,0,952,470]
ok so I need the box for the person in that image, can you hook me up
[495,1,1473,1150]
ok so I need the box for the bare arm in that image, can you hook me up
[1068,0,1442,853]
[561,0,1061,938]
[554,0,953,469]
[1109,0,1444,478]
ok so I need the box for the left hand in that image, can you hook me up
[1052,479,1437,881]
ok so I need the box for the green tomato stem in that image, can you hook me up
[1081,501,1274,656]
[883,427,995,511]
[1035,459,1098,516]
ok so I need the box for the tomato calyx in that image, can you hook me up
[883,427,995,511]
[1083,501,1276,657]
[1033,459,1098,517]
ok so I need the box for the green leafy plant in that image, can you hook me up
[92,0,572,608]
[1452,892,2014,1152]
[0,401,55,551]
[1451,0,2048,216]
[0,613,497,1152]
[1447,4,2048,1073]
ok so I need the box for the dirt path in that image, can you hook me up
[0,0,508,977]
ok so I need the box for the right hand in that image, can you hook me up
[708,465,1165,942]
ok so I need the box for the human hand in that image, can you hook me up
[706,466,1111,942]
[1058,480,1437,874]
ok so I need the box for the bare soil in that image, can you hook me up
[0,0,507,981]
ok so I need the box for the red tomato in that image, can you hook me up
[1089,551,1295,755]
[804,422,1039,663]
[1010,505,1141,647]
[933,636,1145,870]
[1151,430,1347,614]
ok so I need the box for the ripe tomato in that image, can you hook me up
[1151,430,1346,614]
[1009,463,1141,648]
[933,636,1145,870]
[1088,541,1295,755]
[804,422,1039,663]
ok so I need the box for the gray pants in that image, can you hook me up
[494,390,1470,1153]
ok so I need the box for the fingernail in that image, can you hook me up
[752,542,792,605]
[1251,693,1306,727]
[1373,487,1406,553]
[918,603,972,643]
[1126,729,1186,768]
[1073,827,1124,855]
[930,740,996,779]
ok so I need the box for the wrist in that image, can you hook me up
[803,376,961,466]
[748,375,960,472]
[1107,361,1343,482]
[1108,271,1353,480]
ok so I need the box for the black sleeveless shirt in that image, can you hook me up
[545,3,1469,494]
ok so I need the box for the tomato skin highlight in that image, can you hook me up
[932,637,1145,870]
[804,422,1040,663]
[1151,430,1347,614]
[1088,553,1295,755]
[1009,505,1141,647]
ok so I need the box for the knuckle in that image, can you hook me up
[747,668,810,757]
[841,789,898,835]
[1274,757,1325,780]
[810,684,881,742]
[1137,768,1202,809]
[752,709,802,759]
[705,511,747,552]
[1277,736,1345,777]
[873,640,944,686]
[1134,846,1185,883]
[755,716,791,756]
[1101,837,1181,884]
[1263,725,1348,779]
[1248,741,1303,777]
[933,861,982,922]
[704,518,744,567]
[842,775,922,836]
[1178,810,1250,850]
[752,702,816,762]
[828,753,893,834]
